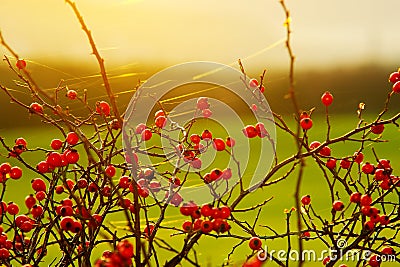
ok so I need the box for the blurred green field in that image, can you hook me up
[0,112,399,266]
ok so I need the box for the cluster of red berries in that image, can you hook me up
[0,226,31,260]
[242,122,269,138]
[179,202,232,234]
[350,190,392,231]
[34,132,81,174]
[95,240,134,267]
[299,91,334,131]
[388,68,400,93]
[361,159,400,190]
[203,168,232,184]
[196,97,212,118]
[0,162,22,183]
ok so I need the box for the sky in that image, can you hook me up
[0,0,399,71]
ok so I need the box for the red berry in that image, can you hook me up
[29,102,43,114]
[340,159,351,169]
[353,152,364,164]
[212,138,225,151]
[322,256,330,265]
[200,220,213,233]
[143,224,155,237]
[31,178,46,192]
[361,162,375,174]
[15,215,29,228]
[71,220,82,233]
[96,101,111,116]
[55,185,64,194]
[301,231,311,239]
[321,91,334,106]
[47,152,62,167]
[368,254,381,267]
[377,159,391,169]
[50,139,63,150]
[226,137,235,147]
[301,195,311,205]
[182,220,192,232]
[66,132,79,145]
[60,216,74,231]
[379,179,391,190]
[243,125,258,138]
[349,192,361,203]
[190,158,202,169]
[381,246,395,255]
[300,118,313,130]
[202,109,212,118]
[119,176,131,189]
[141,129,152,141]
[135,123,146,134]
[66,90,77,100]
[393,81,400,93]
[16,59,27,69]
[9,166,22,180]
[332,200,344,211]
[374,169,388,181]
[25,194,36,209]
[7,202,19,215]
[105,165,116,177]
[36,161,50,173]
[31,204,44,218]
[210,168,223,181]
[155,115,167,128]
[15,137,27,148]
[200,204,213,217]
[191,209,201,220]
[309,141,320,150]
[249,79,259,88]
[371,123,384,134]
[219,206,231,219]
[190,134,201,144]
[388,71,400,83]
[61,198,73,207]
[201,129,212,141]
[380,215,390,225]
[255,122,268,138]
[0,163,11,174]
[319,146,331,157]
[196,97,210,110]
[0,248,10,259]
[65,150,79,164]
[35,191,46,201]
[109,118,121,130]
[77,178,88,189]
[249,236,262,250]
[326,159,336,170]
[180,202,197,216]
[360,194,372,207]
[116,240,134,259]
[221,168,232,180]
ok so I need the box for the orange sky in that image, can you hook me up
[0,0,399,70]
